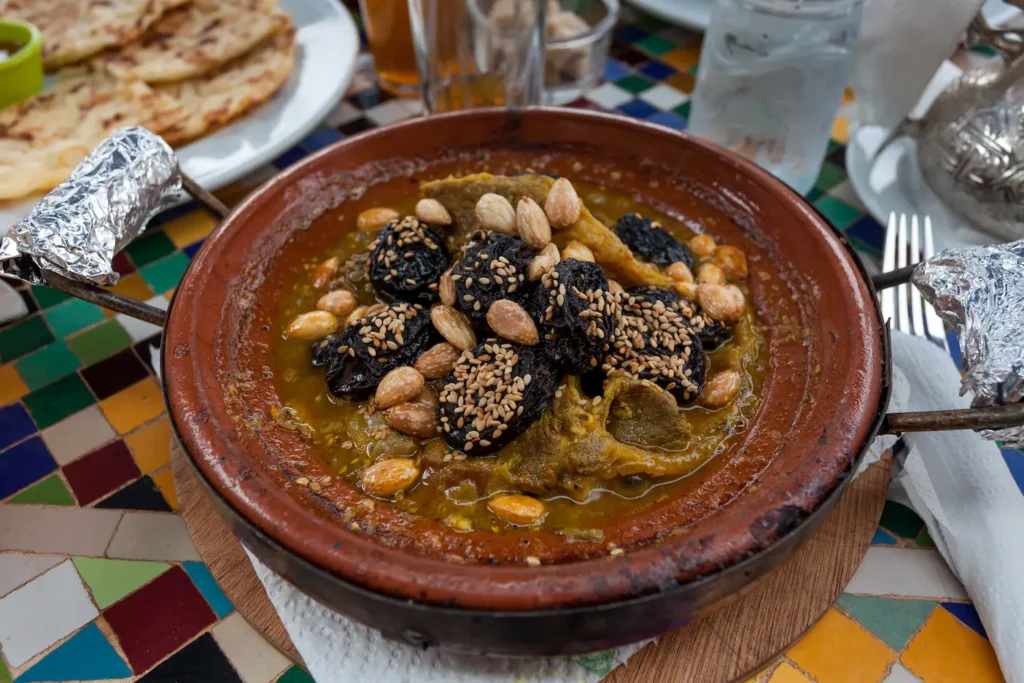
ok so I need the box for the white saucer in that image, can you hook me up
[844,127,997,254]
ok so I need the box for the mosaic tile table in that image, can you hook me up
[2,5,1024,683]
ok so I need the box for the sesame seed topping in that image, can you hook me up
[440,340,534,452]
[603,293,702,399]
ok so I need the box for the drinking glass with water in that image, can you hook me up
[688,0,864,195]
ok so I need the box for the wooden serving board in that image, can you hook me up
[172,446,891,681]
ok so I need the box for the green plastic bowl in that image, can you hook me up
[0,20,43,110]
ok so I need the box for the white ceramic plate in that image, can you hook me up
[1,0,358,230]
[626,0,711,32]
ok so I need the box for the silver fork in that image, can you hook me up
[880,212,949,350]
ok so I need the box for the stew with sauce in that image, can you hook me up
[268,173,766,534]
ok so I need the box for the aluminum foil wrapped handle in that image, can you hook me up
[911,239,1024,447]
[0,127,228,326]
[1,128,183,286]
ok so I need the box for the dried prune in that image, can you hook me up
[627,286,731,350]
[368,216,450,304]
[613,212,694,268]
[451,231,536,326]
[603,288,706,403]
[533,259,620,374]
[624,285,677,308]
[316,303,440,400]
[311,334,340,367]
[687,307,731,350]
[439,340,560,455]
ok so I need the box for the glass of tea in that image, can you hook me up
[407,0,546,113]
[359,0,420,97]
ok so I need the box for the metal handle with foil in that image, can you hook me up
[0,127,228,327]
[38,175,228,327]
[868,240,1024,442]
[871,265,913,290]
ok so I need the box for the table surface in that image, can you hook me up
[1,3,1022,683]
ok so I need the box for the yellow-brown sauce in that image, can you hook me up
[269,180,766,533]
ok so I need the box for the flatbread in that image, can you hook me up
[0,66,185,200]
[157,28,296,146]
[103,0,291,83]
[3,0,190,69]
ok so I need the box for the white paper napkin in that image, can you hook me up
[887,332,1024,682]
[244,546,648,682]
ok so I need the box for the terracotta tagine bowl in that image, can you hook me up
[163,108,887,655]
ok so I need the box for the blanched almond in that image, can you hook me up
[413,384,440,410]
[316,289,357,316]
[701,370,742,408]
[345,305,367,326]
[714,245,748,279]
[385,402,438,439]
[414,342,462,379]
[357,207,399,232]
[516,197,551,249]
[285,311,338,340]
[697,263,726,284]
[673,281,698,299]
[375,366,425,409]
[312,256,339,288]
[689,234,717,258]
[475,193,517,234]
[439,269,456,307]
[524,241,557,282]
[561,240,594,262]
[544,178,581,229]
[360,458,420,496]
[431,305,477,350]
[415,198,452,225]
[527,242,560,281]
[697,283,746,322]
[608,279,625,294]
[488,495,546,525]
[666,261,694,283]
[487,299,539,345]
[365,303,388,316]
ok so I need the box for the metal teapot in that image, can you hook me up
[892,12,1024,241]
